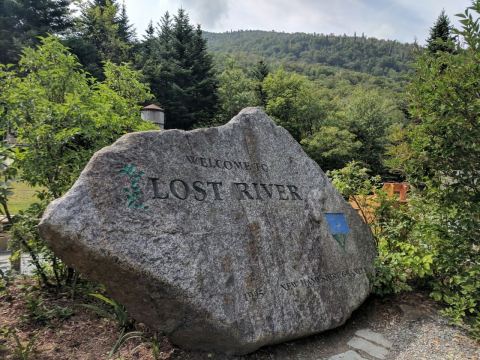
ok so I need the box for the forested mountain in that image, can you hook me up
[204,30,417,77]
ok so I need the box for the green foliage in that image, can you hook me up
[137,9,219,129]
[263,69,327,140]
[109,330,144,358]
[9,201,55,287]
[81,291,138,356]
[81,292,165,358]
[454,1,480,50]
[209,58,404,177]
[388,3,480,337]
[212,60,258,125]
[340,88,404,174]
[2,36,154,199]
[116,1,136,44]
[328,161,380,223]
[149,335,163,360]
[251,60,270,106]
[0,268,13,301]
[426,10,455,53]
[204,30,415,77]
[329,163,433,296]
[102,61,152,106]
[328,161,381,200]
[66,0,134,78]
[373,240,433,296]
[405,51,480,197]
[301,127,361,170]
[373,195,435,296]
[1,36,155,288]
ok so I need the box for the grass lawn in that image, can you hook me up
[7,181,40,214]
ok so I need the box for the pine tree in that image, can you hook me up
[251,60,270,107]
[427,10,455,53]
[66,0,134,78]
[141,21,156,56]
[139,9,218,129]
[188,25,219,126]
[0,0,72,64]
[117,1,136,44]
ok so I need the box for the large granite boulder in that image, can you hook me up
[39,108,376,355]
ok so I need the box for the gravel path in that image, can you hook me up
[386,314,479,360]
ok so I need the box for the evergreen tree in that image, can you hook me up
[136,13,172,105]
[0,0,72,64]
[189,25,219,125]
[117,1,136,44]
[139,21,156,57]
[66,0,134,78]
[251,60,270,107]
[139,9,218,129]
[426,10,455,53]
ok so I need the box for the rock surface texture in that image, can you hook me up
[39,108,376,355]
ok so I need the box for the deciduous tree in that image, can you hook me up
[213,60,257,124]
[341,88,403,174]
[263,69,326,141]
[301,126,361,170]
[1,36,154,198]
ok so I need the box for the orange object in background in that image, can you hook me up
[382,182,409,203]
[349,182,409,223]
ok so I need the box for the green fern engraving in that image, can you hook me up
[119,164,148,210]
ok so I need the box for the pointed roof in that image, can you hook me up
[142,104,164,111]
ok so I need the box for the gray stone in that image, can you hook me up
[347,337,389,359]
[38,108,376,355]
[328,350,367,360]
[355,329,392,349]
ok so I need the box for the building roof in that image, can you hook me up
[142,104,164,111]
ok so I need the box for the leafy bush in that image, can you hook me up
[389,2,480,337]
[0,36,156,289]
[328,161,381,224]
[329,162,433,296]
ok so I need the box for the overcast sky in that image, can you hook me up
[123,0,472,44]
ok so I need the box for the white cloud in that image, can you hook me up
[123,0,473,43]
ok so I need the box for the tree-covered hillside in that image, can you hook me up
[204,30,417,77]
